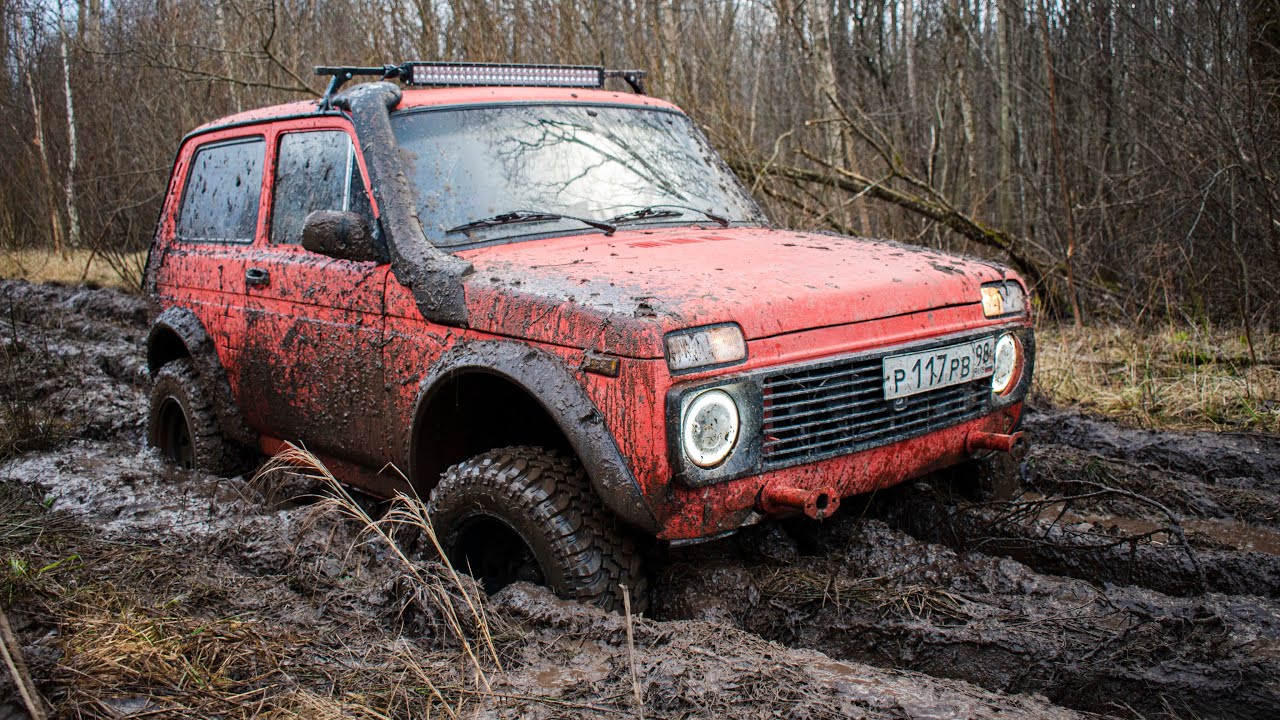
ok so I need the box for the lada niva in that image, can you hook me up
[144,62,1034,611]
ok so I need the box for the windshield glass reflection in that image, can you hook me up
[391,104,765,247]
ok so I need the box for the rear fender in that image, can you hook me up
[410,341,659,533]
[146,307,255,446]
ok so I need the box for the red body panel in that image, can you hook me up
[458,226,1012,357]
[154,87,1034,543]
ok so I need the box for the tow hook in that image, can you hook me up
[759,483,840,521]
[966,430,1024,455]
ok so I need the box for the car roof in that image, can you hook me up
[188,85,684,137]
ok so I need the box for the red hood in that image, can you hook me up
[459,227,1012,358]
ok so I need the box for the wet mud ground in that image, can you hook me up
[2,278,1278,718]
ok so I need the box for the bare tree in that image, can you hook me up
[0,0,1273,327]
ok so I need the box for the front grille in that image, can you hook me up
[761,354,990,468]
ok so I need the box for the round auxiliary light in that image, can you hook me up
[681,389,740,468]
[991,333,1020,395]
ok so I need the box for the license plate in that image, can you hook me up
[882,337,995,400]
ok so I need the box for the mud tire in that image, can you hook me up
[428,447,648,614]
[147,358,242,476]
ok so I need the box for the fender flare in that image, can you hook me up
[410,340,659,533]
[146,307,256,446]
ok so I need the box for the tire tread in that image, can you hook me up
[429,446,649,614]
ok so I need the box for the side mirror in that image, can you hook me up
[301,210,385,263]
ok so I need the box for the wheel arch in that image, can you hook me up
[146,307,256,446]
[409,341,658,533]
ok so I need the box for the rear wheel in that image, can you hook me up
[147,358,241,475]
[428,447,648,614]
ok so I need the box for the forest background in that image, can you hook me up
[2,0,1277,428]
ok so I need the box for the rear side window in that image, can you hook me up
[176,137,265,244]
[271,131,371,244]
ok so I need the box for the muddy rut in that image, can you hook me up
[2,278,1278,719]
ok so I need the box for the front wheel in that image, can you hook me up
[427,447,648,614]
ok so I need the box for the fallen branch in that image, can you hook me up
[729,157,1051,302]
[0,606,48,720]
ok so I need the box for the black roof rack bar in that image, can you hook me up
[605,69,646,94]
[315,65,407,109]
[314,63,647,104]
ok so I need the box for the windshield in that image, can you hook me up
[391,104,765,247]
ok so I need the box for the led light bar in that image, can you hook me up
[406,62,605,88]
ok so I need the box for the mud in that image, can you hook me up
[2,278,1279,718]
[658,410,1280,718]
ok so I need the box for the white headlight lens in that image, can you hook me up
[681,389,740,468]
[665,325,746,372]
[991,334,1020,394]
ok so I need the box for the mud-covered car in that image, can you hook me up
[143,62,1034,611]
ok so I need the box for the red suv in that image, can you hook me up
[144,62,1034,611]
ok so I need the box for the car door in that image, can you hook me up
[151,133,268,401]
[238,122,391,467]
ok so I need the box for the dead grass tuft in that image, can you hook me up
[255,443,507,687]
[759,568,971,623]
[0,399,69,463]
[0,313,74,462]
[0,249,145,293]
[1034,322,1280,432]
[56,608,291,716]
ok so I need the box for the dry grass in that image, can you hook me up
[0,248,145,292]
[255,443,506,689]
[2,447,509,719]
[759,568,971,623]
[1034,322,1280,433]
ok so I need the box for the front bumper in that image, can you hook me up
[656,402,1025,540]
[656,325,1034,541]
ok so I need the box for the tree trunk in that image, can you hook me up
[952,0,982,218]
[14,12,65,255]
[904,0,917,114]
[1037,0,1082,327]
[59,0,81,252]
[996,0,1017,229]
[733,157,1050,297]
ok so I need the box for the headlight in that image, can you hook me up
[681,389,740,468]
[665,324,746,373]
[991,333,1020,394]
[981,281,1027,318]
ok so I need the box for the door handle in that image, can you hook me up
[245,267,270,287]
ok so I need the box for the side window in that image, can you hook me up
[176,137,266,244]
[271,131,372,244]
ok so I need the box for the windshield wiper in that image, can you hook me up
[446,210,616,236]
[607,204,731,227]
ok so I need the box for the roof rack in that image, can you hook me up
[315,62,647,109]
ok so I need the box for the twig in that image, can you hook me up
[1057,479,1208,590]
[621,583,644,720]
[0,606,49,720]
